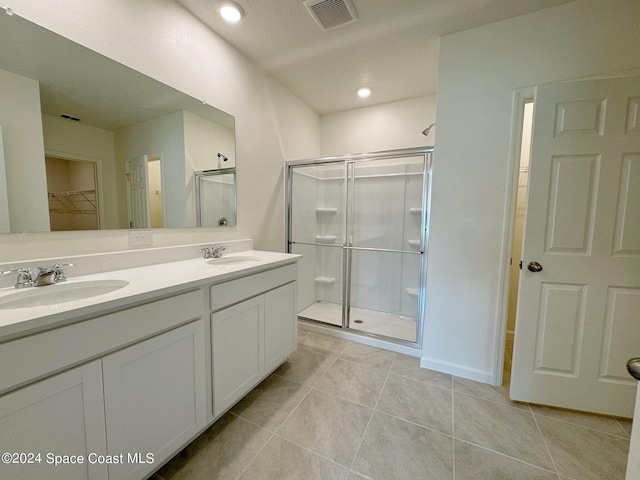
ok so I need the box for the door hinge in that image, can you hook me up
[519,260,523,270]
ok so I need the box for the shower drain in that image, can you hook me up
[353,319,364,324]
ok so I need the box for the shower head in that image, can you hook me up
[421,123,435,136]
[217,152,228,162]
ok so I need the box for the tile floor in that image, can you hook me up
[153,330,632,480]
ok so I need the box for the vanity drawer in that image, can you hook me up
[210,263,297,311]
[0,289,203,395]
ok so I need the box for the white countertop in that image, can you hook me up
[0,250,300,342]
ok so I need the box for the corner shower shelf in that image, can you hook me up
[315,235,337,244]
[406,288,419,297]
[314,276,336,285]
[409,208,422,215]
[408,239,421,248]
[315,207,337,214]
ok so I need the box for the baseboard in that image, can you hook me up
[420,356,494,384]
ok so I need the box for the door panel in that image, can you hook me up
[600,288,640,381]
[614,154,640,254]
[510,76,640,417]
[533,282,584,375]
[544,154,598,253]
[127,155,149,229]
[0,361,107,480]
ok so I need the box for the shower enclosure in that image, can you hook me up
[286,147,432,347]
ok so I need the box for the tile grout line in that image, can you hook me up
[269,431,354,478]
[451,375,456,479]
[346,351,398,477]
[615,417,633,438]
[529,410,634,439]
[529,404,562,479]
[453,387,531,412]
[231,430,276,480]
[454,437,564,477]
[229,346,350,479]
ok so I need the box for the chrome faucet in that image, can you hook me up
[201,245,226,259]
[1,263,75,289]
[1,268,35,288]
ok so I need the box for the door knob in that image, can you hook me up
[627,358,640,381]
[527,261,543,272]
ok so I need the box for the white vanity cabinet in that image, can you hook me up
[212,295,264,415]
[0,361,108,480]
[0,251,299,480]
[211,264,297,417]
[0,289,206,480]
[102,320,207,480]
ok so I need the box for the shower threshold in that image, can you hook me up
[298,301,417,343]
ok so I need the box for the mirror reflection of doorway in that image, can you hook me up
[147,157,164,228]
[45,156,99,231]
[127,154,164,229]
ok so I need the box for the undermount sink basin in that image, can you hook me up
[207,255,261,266]
[0,279,129,309]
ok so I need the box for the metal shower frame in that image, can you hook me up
[285,146,433,349]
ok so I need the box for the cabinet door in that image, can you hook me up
[264,282,297,373]
[211,296,264,417]
[102,320,207,480]
[0,360,107,480]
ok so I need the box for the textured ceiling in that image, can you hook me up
[177,0,576,114]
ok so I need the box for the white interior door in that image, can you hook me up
[510,76,640,417]
[127,155,149,229]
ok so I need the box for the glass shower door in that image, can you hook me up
[345,156,425,343]
[287,148,430,346]
[289,161,345,327]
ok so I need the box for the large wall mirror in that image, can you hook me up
[0,12,236,233]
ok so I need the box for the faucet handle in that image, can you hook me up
[201,246,226,259]
[52,263,75,282]
[1,268,35,289]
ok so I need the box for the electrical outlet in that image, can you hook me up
[129,229,153,246]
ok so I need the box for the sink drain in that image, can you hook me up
[353,319,364,324]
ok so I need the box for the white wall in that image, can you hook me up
[0,0,320,262]
[0,69,50,232]
[183,111,235,171]
[423,0,640,383]
[320,95,436,157]
[115,111,186,227]
[183,111,236,226]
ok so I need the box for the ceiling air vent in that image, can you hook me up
[303,0,358,31]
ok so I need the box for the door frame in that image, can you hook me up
[44,149,104,229]
[494,86,536,386]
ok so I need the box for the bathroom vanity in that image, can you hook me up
[0,245,299,480]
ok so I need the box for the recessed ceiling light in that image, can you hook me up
[357,87,372,98]
[216,0,244,23]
